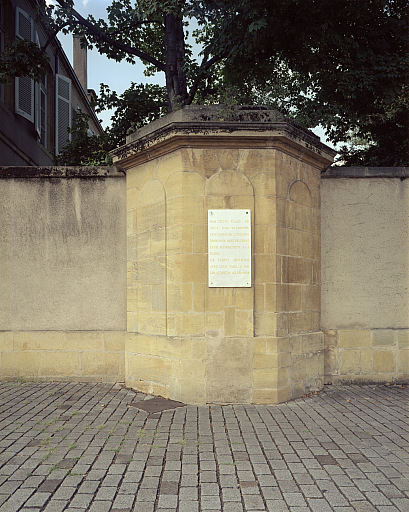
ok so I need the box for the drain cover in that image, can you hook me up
[128,397,186,413]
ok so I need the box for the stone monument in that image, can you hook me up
[112,105,335,404]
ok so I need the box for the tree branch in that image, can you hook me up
[186,53,225,105]
[41,21,71,54]
[55,0,166,72]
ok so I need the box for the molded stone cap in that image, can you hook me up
[322,166,409,178]
[111,105,336,169]
[0,166,122,179]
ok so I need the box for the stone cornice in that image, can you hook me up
[111,106,336,171]
[0,166,123,179]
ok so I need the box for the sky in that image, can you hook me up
[54,0,164,128]
[52,0,334,148]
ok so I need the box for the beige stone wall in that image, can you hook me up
[0,331,125,382]
[0,170,126,330]
[324,328,409,384]
[0,168,127,382]
[321,173,409,383]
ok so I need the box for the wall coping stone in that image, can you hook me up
[322,166,409,179]
[0,166,124,179]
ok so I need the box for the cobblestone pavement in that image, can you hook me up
[0,382,408,512]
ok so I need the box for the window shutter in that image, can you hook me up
[15,75,34,121]
[35,33,41,136]
[16,7,32,41]
[55,74,71,155]
[35,81,41,136]
[15,7,34,121]
[0,8,4,103]
[35,73,47,146]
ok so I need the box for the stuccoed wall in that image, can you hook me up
[321,168,409,383]
[0,167,127,382]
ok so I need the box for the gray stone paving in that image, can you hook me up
[0,382,408,511]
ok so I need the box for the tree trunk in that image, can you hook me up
[164,13,188,111]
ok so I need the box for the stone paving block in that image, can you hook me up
[222,487,241,501]
[132,501,155,512]
[223,503,245,512]
[113,494,136,508]
[43,500,70,512]
[201,496,222,509]
[179,486,198,500]
[242,494,266,509]
[179,501,199,512]
[0,383,408,512]
[24,491,51,507]
[157,494,178,508]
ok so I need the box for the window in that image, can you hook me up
[55,73,71,155]
[15,7,34,122]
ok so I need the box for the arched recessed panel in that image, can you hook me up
[289,180,312,206]
[133,180,166,335]
[205,170,255,337]
[205,170,254,197]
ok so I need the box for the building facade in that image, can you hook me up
[0,0,102,166]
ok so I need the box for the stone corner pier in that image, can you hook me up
[112,105,335,404]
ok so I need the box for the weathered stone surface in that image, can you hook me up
[118,106,333,403]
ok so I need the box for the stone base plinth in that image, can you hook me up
[125,332,324,404]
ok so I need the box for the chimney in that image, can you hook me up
[73,35,87,92]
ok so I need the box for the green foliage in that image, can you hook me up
[95,82,167,148]
[0,39,50,82]
[57,110,112,166]
[6,0,407,165]
[219,0,409,165]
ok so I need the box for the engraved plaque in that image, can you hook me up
[208,209,251,287]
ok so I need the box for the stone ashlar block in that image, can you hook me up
[0,332,13,351]
[236,309,254,337]
[255,196,277,226]
[254,312,278,337]
[103,332,126,352]
[254,254,277,284]
[372,329,396,347]
[397,350,409,374]
[127,354,172,384]
[360,349,372,374]
[2,351,40,377]
[13,331,66,351]
[397,330,409,348]
[180,359,206,379]
[338,330,371,349]
[181,313,205,336]
[40,352,80,377]
[177,378,207,404]
[288,229,303,257]
[81,352,121,376]
[251,172,276,197]
[253,352,291,369]
[150,336,181,359]
[253,367,289,390]
[339,350,361,374]
[224,307,236,336]
[252,386,292,404]
[125,333,151,355]
[372,351,395,373]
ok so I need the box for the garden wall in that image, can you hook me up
[0,167,127,382]
[321,167,409,384]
